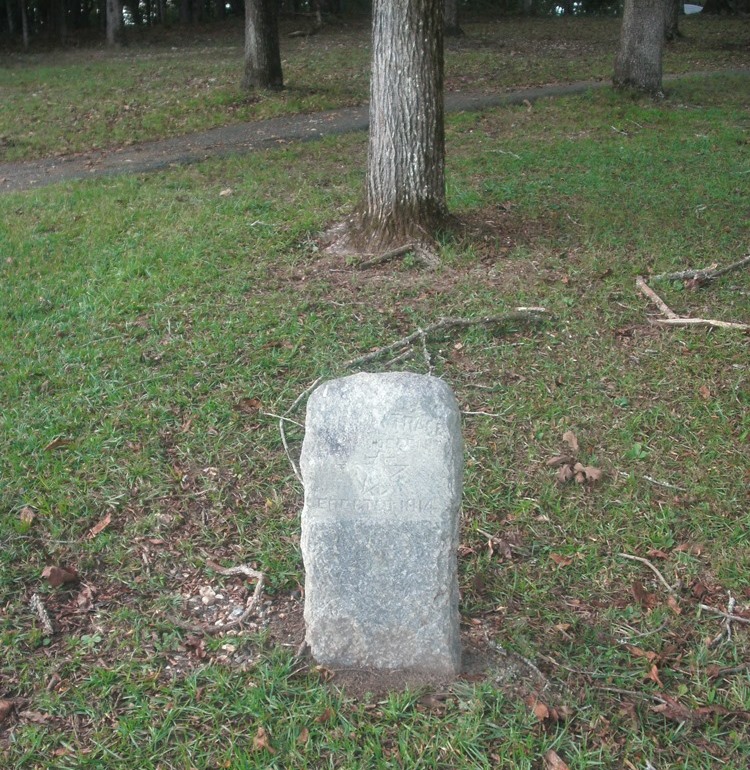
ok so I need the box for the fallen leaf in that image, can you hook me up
[43,437,72,451]
[647,548,670,560]
[698,385,711,400]
[647,664,664,688]
[18,710,50,724]
[488,537,512,560]
[626,645,658,663]
[252,726,275,753]
[0,699,13,724]
[236,397,262,414]
[76,584,96,610]
[86,513,112,540]
[19,506,36,524]
[562,431,579,453]
[582,466,603,483]
[315,707,334,723]
[219,188,233,197]
[667,595,682,615]
[546,454,574,468]
[544,749,570,770]
[550,553,573,568]
[556,464,574,484]
[526,695,550,721]
[631,580,657,609]
[297,726,309,745]
[676,543,703,556]
[41,565,78,588]
[651,694,698,723]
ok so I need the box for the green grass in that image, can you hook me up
[1,15,749,161]
[1,61,749,769]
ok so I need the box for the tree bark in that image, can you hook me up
[243,0,284,91]
[444,0,462,36]
[106,0,125,46]
[360,0,446,251]
[613,0,666,97]
[664,0,680,41]
[6,0,16,36]
[20,0,29,49]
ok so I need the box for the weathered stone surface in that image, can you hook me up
[300,372,462,673]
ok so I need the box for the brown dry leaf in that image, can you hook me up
[0,699,13,724]
[526,695,550,721]
[236,397,262,414]
[647,548,670,560]
[582,466,603,483]
[41,565,78,588]
[43,437,72,451]
[698,385,712,401]
[488,537,512,560]
[550,553,573,568]
[315,707,334,724]
[19,710,50,724]
[297,727,310,745]
[86,512,112,540]
[651,694,696,723]
[556,464,574,484]
[675,543,703,556]
[76,584,96,610]
[632,580,657,609]
[546,455,574,468]
[626,645,658,663]
[544,749,570,770]
[647,664,664,688]
[252,726,275,754]
[667,595,682,615]
[19,507,36,525]
[562,431,579,453]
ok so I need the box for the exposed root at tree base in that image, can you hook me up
[322,217,441,270]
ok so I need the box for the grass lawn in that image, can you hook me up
[1,20,749,770]
[0,15,749,161]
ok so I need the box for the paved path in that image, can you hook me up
[1,70,746,194]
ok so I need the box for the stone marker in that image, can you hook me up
[300,372,462,673]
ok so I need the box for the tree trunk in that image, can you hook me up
[6,0,16,36]
[613,0,666,97]
[106,0,124,45]
[356,0,445,252]
[20,0,29,48]
[664,0,680,41]
[444,0,462,36]
[243,0,283,91]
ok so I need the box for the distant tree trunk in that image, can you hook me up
[243,0,283,91]
[358,0,446,252]
[444,0,462,36]
[664,0,680,40]
[20,0,29,48]
[106,0,124,45]
[179,0,191,24]
[613,0,666,97]
[6,0,16,35]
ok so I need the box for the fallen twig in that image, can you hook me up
[359,244,413,269]
[636,275,749,331]
[277,377,324,485]
[618,553,677,594]
[708,594,736,648]
[635,276,679,319]
[29,593,54,636]
[345,310,549,368]
[651,253,750,284]
[618,471,686,492]
[593,685,669,705]
[699,603,750,627]
[654,317,750,331]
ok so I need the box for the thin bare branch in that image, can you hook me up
[618,553,677,594]
[345,310,549,368]
[635,275,679,319]
[651,253,750,283]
